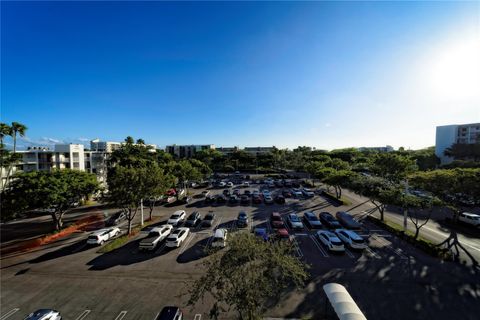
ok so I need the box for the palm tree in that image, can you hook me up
[0,123,12,148]
[11,122,28,153]
[136,138,145,145]
[124,136,134,144]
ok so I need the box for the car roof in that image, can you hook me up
[173,210,185,215]
[272,212,281,216]
[304,211,316,218]
[157,306,181,320]
[277,228,289,235]
[462,212,480,217]
[26,309,58,319]
[214,228,227,237]
[319,230,337,238]
[337,229,362,240]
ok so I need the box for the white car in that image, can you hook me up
[291,188,303,198]
[316,230,345,252]
[166,227,190,248]
[243,181,250,187]
[139,224,173,251]
[287,213,304,230]
[167,210,186,226]
[458,212,480,227]
[218,181,226,187]
[227,182,234,188]
[211,228,228,248]
[302,188,315,198]
[87,227,120,245]
[25,309,62,320]
[334,229,366,250]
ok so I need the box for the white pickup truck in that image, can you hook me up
[139,225,173,251]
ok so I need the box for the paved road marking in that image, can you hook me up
[0,308,19,320]
[114,311,127,320]
[194,314,202,320]
[179,233,195,255]
[75,310,91,320]
[365,247,381,259]
[345,248,355,258]
[152,312,159,320]
[310,235,329,257]
[292,236,303,258]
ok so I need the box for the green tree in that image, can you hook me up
[1,170,99,229]
[11,122,28,153]
[124,136,135,144]
[321,169,355,199]
[143,165,174,221]
[370,153,418,183]
[444,142,480,161]
[136,138,145,145]
[187,233,308,320]
[105,166,150,234]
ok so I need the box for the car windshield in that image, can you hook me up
[290,215,299,222]
[205,215,213,220]
[171,214,180,219]
[188,214,196,220]
[147,232,160,237]
[352,238,364,244]
[331,239,342,246]
[88,235,98,240]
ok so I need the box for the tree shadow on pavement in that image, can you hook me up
[86,237,169,271]
[176,237,210,264]
[28,239,95,264]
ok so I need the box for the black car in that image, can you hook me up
[240,194,250,204]
[216,195,227,204]
[155,306,183,320]
[319,212,341,229]
[237,211,249,227]
[223,189,231,196]
[202,212,216,227]
[185,211,201,227]
[244,190,251,196]
[275,195,285,204]
[205,195,215,204]
[229,195,239,204]
[336,211,362,230]
[303,211,322,229]
[106,210,127,226]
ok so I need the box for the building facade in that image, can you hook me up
[435,123,480,164]
[357,145,394,153]
[165,144,215,158]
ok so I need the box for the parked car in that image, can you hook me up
[287,213,304,230]
[240,194,250,204]
[252,195,262,204]
[218,181,226,188]
[275,228,291,242]
[303,211,322,229]
[302,188,315,198]
[229,195,239,204]
[282,189,292,198]
[223,189,231,196]
[291,188,303,198]
[254,227,269,241]
[202,212,216,227]
[211,228,228,248]
[336,211,362,229]
[334,229,367,250]
[275,195,285,204]
[264,195,274,204]
[227,182,234,188]
[155,306,183,320]
[87,227,120,245]
[24,309,62,320]
[139,225,173,251]
[106,210,127,226]
[262,190,271,197]
[216,194,227,204]
[252,189,260,196]
[166,228,190,248]
[167,210,186,226]
[316,230,345,252]
[270,212,285,228]
[319,212,341,229]
[243,181,250,187]
[458,212,480,227]
[185,211,201,227]
[205,195,215,204]
[244,189,251,196]
[237,211,249,227]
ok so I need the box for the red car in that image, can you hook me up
[275,228,291,242]
[270,212,284,228]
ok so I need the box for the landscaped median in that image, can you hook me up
[1,212,105,256]
[97,218,160,253]
[366,215,453,260]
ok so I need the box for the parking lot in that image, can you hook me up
[1,179,479,320]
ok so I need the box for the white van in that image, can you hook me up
[211,228,228,248]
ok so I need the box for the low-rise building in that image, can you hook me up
[435,123,480,164]
[165,144,215,158]
[357,145,394,152]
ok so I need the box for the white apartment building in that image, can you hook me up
[435,123,480,164]
[90,139,157,152]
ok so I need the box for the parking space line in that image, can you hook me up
[292,236,303,258]
[365,247,381,259]
[194,314,202,320]
[345,248,355,258]
[75,310,91,320]
[114,311,127,320]
[152,312,159,320]
[179,233,195,255]
[0,308,19,320]
[310,235,329,257]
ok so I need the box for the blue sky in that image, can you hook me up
[2,1,479,150]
